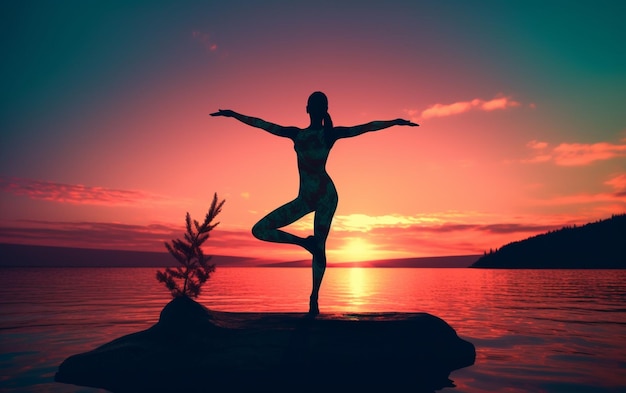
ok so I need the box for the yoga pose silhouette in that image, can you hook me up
[211,92,418,315]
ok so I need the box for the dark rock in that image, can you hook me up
[55,296,475,392]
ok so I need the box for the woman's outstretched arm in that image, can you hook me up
[334,119,418,139]
[210,109,297,138]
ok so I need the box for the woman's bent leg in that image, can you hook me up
[251,198,313,249]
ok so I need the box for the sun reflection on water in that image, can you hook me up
[347,268,369,310]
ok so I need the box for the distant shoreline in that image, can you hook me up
[0,243,479,268]
[470,213,625,269]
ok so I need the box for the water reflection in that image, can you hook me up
[1,267,625,392]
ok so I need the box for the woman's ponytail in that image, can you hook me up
[323,111,333,132]
[307,91,332,132]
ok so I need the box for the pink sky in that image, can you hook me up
[1,2,625,262]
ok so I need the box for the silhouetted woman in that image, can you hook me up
[211,92,418,315]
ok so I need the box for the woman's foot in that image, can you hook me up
[302,235,320,255]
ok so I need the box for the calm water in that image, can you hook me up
[0,267,625,392]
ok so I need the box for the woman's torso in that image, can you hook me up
[293,128,337,203]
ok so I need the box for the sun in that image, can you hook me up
[338,237,374,262]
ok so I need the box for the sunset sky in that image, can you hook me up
[1,1,625,262]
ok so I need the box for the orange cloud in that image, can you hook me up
[5,213,617,263]
[287,211,563,238]
[0,215,561,261]
[552,141,626,166]
[605,174,626,196]
[527,140,548,150]
[531,192,626,206]
[523,139,626,166]
[0,177,163,206]
[331,213,440,232]
[351,218,568,258]
[524,173,626,214]
[418,95,521,120]
[1,211,615,261]
[285,211,476,234]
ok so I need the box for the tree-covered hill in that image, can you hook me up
[471,214,626,268]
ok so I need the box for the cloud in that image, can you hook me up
[605,174,626,196]
[552,142,626,166]
[286,211,474,233]
[324,212,614,259]
[0,220,181,251]
[0,219,261,254]
[0,218,306,261]
[332,215,572,258]
[367,221,559,236]
[1,211,615,261]
[0,176,163,206]
[523,174,626,212]
[527,140,548,150]
[286,211,560,236]
[332,213,439,232]
[523,139,626,166]
[417,95,521,120]
[531,192,626,206]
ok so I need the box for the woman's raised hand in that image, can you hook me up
[210,109,236,117]
[396,118,419,127]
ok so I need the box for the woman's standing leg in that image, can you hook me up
[308,190,338,315]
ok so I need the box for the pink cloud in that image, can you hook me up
[0,177,163,206]
[523,139,626,166]
[419,95,521,119]
[0,215,563,260]
[2,211,619,261]
[552,142,626,166]
[366,221,560,236]
[525,174,626,213]
[527,140,548,150]
[0,220,181,251]
[480,97,519,111]
[0,219,305,260]
[358,219,575,257]
[605,174,626,195]
[524,154,552,163]
[531,192,626,206]
[0,220,262,254]
[246,211,589,257]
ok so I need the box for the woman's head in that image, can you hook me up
[307,91,328,116]
[307,91,333,131]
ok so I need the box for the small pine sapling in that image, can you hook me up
[156,193,225,298]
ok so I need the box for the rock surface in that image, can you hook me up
[55,297,475,392]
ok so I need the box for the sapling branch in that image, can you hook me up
[156,193,225,298]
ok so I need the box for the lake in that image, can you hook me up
[1,267,625,392]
